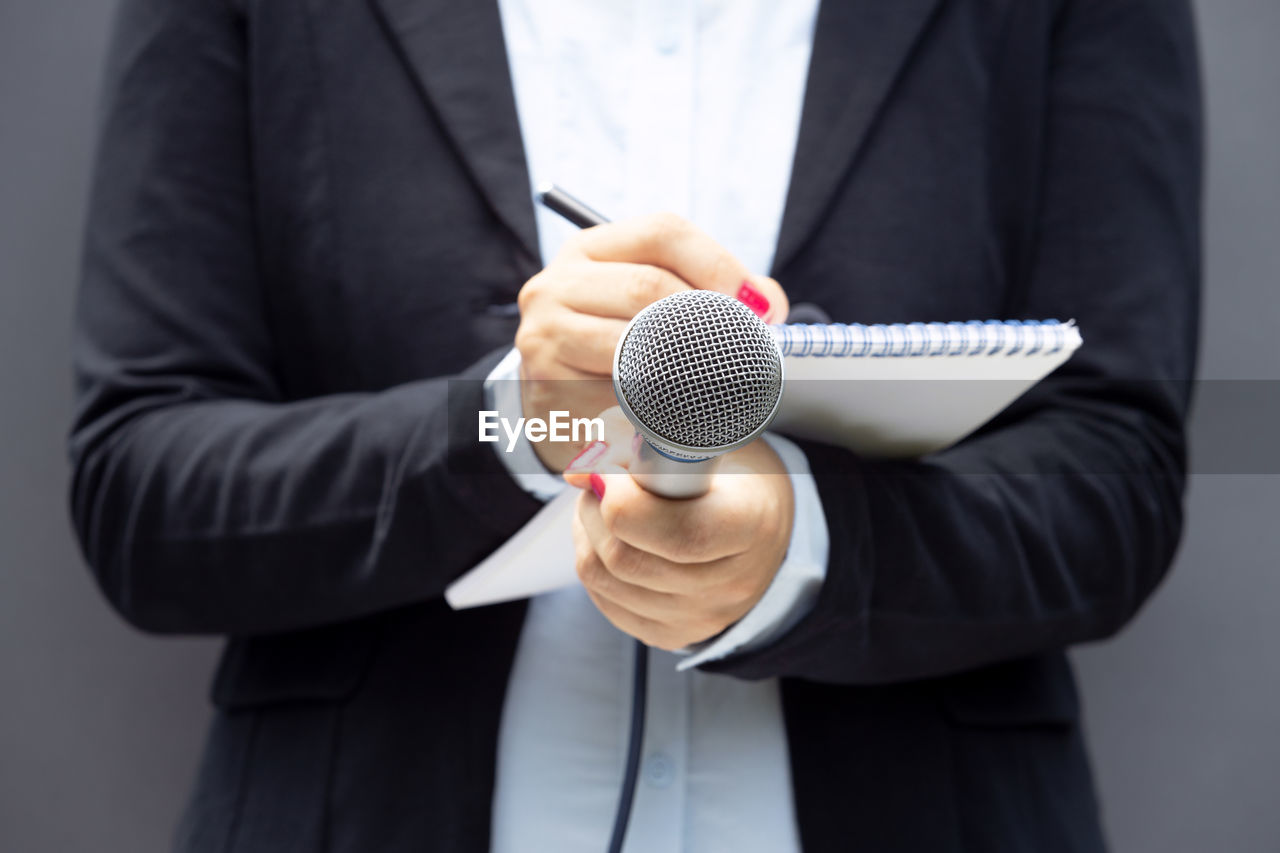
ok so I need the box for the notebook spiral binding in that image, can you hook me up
[774,319,1076,359]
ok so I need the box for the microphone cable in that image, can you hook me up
[606,639,648,853]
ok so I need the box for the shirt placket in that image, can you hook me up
[625,647,692,853]
[623,0,696,220]
[621,9,697,848]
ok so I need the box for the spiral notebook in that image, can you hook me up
[770,319,1082,457]
[445,319,1082,609]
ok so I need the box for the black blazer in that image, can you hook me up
[70,0,1201,851]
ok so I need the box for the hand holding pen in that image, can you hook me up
[516,184,788,471]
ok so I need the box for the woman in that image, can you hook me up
[70,1,1201,850]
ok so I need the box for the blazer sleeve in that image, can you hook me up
[706,0,1202,683]
[68,0,542,635]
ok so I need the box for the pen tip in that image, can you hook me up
[535,181,555,199]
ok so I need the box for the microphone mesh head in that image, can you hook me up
[615,290,783,450]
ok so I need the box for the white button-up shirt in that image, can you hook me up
[487,2,825,851]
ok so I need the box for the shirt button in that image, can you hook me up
[643,752,674,789]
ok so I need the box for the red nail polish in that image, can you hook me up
[590,473,606,500]
[736,280,771,319]
[566,441,608,472]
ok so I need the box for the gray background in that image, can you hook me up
[1,1,1276,850]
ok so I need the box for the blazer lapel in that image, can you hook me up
[370,0,540,262]
[773,0,945,275]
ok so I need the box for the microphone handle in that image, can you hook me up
[629,439,721,499]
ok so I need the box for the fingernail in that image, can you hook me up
[566,441,608,473]
[590,473,606,500]
[736,280,771,319]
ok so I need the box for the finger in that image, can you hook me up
[575,488,711,594]
[588,465,765,563]
[556,262,693,319]
[572,532,687,623]
[518,355,613,385]
[578,473,772,601]
[563,409,636,485]
[571,507,678,644]
[569,214,789,322]
[580,585,685,650]
[575,491,772,623]
[517,371,615,422]
[744,274,789,324]
[574,557,714,651]
[553,313,629,374]
[518,307,628,374]
[585,579,725,649]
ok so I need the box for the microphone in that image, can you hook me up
[612,289,785,499]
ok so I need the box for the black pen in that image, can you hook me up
[536,183,611,229]
[537,183,822,326]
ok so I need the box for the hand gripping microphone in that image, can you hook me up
[612,289,785,498]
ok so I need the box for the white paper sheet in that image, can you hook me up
[444,489,579,609]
